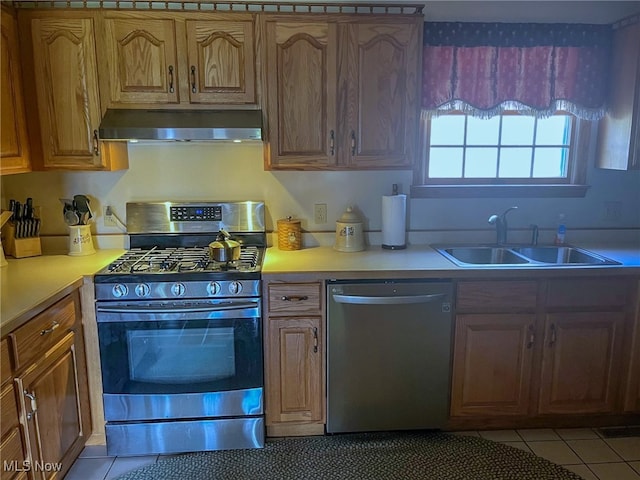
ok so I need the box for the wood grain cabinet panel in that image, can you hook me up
[1,338,11,385]
[0,6,30,175]
[186,20,255,104]
[263,15,422,170]
[538,312,625,415]
[451,314,535,417]
[266,317,322,424]
[457,281,538,311]
[17,10,128,171]
[0,427,28,480]
[104,18,179,104]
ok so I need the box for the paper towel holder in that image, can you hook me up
[381,184,407,250]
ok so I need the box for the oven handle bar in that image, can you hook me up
[96,301,259,315]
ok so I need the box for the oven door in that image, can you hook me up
[96,298,262,422]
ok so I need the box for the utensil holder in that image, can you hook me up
[68,224,95,256]
[1,208,42,259]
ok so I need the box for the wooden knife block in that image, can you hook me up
[1,208,42,259]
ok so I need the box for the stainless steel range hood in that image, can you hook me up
[99,109,262,141]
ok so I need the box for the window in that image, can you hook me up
[412,112,591,198]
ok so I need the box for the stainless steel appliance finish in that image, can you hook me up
[99,109,262,141]
[95,201,266,456]
[326,280,453,434]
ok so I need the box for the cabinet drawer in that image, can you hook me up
[10,293,78,370]
[268,283,322,314]
[547,278,629,308]
[1,383,18,439]
[0,427,26,480]
[457,281,537,310]
[1,339,11,385]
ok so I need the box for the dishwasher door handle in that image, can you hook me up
[332,293,445,305]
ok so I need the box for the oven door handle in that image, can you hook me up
[96,301,260,314]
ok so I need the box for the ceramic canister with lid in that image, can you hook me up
[334,206,364,252]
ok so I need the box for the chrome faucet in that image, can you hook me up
[488,206,518,245]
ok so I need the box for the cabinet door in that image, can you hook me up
[344,20,420,168]
[30,17,104,169]
[16,333,87,480]
[104,18,179,105]
[538,312,625,415]
[265,20,337,169]
[596,21,640,170]
[265,316,322,425]
[1,7,30,175]
[186,20,255,104]
[450,314,536,417]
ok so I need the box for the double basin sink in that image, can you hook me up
[435,245,621,267]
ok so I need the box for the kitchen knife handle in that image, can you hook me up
[191,66,197,93]
[168,65,175,93]
[92,130,99,156]
[40,321,59,336]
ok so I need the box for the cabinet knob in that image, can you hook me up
[24,391,38,414]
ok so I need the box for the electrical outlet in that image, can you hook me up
[103,206,117,227]
[314,203,327,224]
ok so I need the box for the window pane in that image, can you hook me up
[466,116,500,145]
[533,147,568,177]
[501,116,535,145]
[536,116,571,145]
[430,116,465,145]
[465,147,498,178]
[499,147,533,177]
[429,147,463,177]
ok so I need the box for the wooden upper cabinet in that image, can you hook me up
[104,18,179,105]
[344,20,420,168]
[263,15,422,170]
[265,19,338,169]
[22,12,127,171]
[102,15,256,107]
[186,20,255,104]
[597,18,640,170]
[1,6,30,175]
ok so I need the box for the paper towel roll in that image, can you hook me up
[381,194,407,249]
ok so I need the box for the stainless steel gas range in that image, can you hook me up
[94,201,266,456]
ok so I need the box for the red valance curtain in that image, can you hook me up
[422,22,612,119]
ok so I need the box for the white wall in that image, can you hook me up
[2,141,639,246]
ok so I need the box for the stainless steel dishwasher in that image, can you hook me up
[326,280,453,434]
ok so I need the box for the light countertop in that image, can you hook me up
[1,249,125,336]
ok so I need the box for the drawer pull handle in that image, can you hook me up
[191,66,197,93]
[549,324,557,347]
[313,327,318,353]
[527,324,535,349]
[329,130,335,156]
[168,65,175,93]
[24,391,37,415]
[40,321,59,336]
[281,295,309,302]
[92,130,100,156]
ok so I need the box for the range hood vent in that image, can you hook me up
[99,109,262,141]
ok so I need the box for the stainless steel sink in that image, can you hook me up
[512,246,621,265]
[434,245,620,267]
[438,247,530,266]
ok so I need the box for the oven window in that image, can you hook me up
[99,318,262,395]
[127,328,236,384]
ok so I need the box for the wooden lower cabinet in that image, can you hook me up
[263,278,325,436]
[451,314,535,417]
[1,290,90,480]
[450,276,636,429]
[538,312,625,415]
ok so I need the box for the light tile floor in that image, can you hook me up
[65,428,640,480]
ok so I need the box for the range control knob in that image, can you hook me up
[135,283,151,298]
[207,282,221,296]
[112,284,129,298]
[171,282,186,297]
[228,281,243,295]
